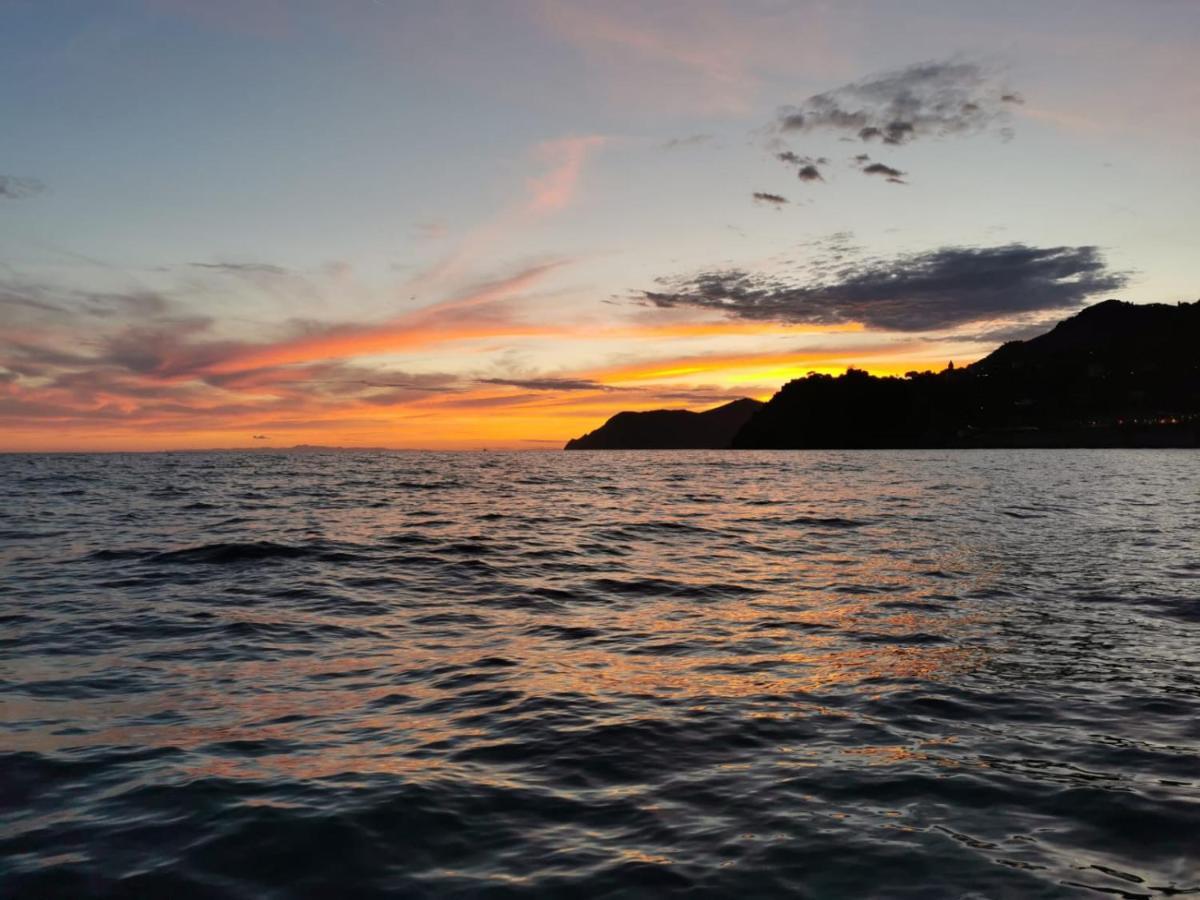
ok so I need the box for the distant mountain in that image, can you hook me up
[732,300,1200,448]
[174,444,399,454]
[564,398,764,450]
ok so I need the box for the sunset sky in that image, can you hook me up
[2,0,1197,450]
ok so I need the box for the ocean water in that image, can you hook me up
[1,450,1198,899]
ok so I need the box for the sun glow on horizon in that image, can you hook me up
[1,1,1191,451]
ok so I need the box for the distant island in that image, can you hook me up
[565,300,1200,449]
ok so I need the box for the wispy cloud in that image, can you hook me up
[0,259,572,414]
[190,261,290,275]
[663,133,713,150]
[409,135,604,293]
[535,0,756,113]
[477,376,618,391]
[412,220,448,241]
[526,135,606,215]
[0,176,46,200]
[532,0,839,114]
[201,261,569,375]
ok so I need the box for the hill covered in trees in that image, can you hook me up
[564,398,763,449]
[733,300,1200,448]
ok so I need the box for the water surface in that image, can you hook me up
[2,450,1198,898]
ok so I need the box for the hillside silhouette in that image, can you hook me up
[734,300,1200,448]
[564,398,763,449]
[564,300,1200,449]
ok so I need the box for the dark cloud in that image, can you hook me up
[190,262,290,275]
[343,379,456,392]
[861,162,906,183]
[477,377,614,391]
[638,244,1126,332]
[857,121,915,144]
[663,133,713,149]
[1001,92,1024,104]
[776,151,827,166]
[775,152,826,182]
[752,191,789,206]
[645,389,758,405]
[772,61,1016,146]
[0,176,45,200]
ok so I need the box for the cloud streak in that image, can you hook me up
[0,258,572,428]
[663,133,713,149]
[526,135,605,215]
[0,176,46,200]
[752,191,788,207]
[190,261,290,275]
[477,376,617,391]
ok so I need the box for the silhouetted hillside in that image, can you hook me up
[564,398,764,449]
[732,300,1200,448]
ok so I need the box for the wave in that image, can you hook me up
[4,449,1198,899]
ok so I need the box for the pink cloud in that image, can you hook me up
[195,260,569,375]
[532,0,843,114]
[525,135,606,215]
[405,135,603,294]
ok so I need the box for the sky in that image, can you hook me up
[1,0,1197,450]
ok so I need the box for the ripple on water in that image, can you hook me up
[1,449,1198,898]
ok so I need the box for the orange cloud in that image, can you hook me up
[201,261,567,375]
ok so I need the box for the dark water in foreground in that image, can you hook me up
[2,450,1198,899]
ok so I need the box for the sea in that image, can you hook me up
[2,449,1198,899]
